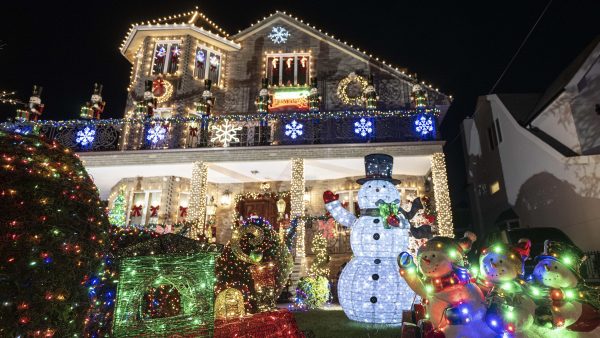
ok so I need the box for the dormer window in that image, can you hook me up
[152,40,182,75]
[194,46,222,86]
[266,53,310,86]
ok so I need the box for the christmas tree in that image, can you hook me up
[108,189,127,226]
[0,132,108,337]
[309,232,330,278]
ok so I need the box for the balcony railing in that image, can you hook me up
[1,110,439,152]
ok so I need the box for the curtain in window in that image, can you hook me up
[208,52,221,85]
[167,44,181,74]
[297,56,309,86]
[195,48,207,78]
[268,57,280,85]
[152,44,168,75]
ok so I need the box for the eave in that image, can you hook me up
[120,24,241,62]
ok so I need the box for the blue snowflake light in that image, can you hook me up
[285,120,303,139]
[354,118,373,137]
[146,124,167,144]
[414,114,435,138]
[12,125,34,135]
[76,126,96,146]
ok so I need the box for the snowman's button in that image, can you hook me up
[373,233,380,240]
[374,259,381,264]
[370,296,377,303]
[372,274,379,280]
[373,218,380,224]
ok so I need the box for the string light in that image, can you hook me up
[290,158,305,258]
[431,152,454,237]
[188,161,208,238]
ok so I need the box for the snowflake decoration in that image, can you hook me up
[13,125,33,135]
[76,126,96,146]
[354,118,373,137]
[171,46,181,57]
[196,50,205,62]
[414,115,434,136]
[156,46,167,58]
[211,121,241,147]
[146,124,167,144]
[285,120,303,139]
[268,26,290,44]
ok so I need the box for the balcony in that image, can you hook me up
[1,110,438,152]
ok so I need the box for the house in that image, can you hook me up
[462,36,600,250]
[6,8,455,281]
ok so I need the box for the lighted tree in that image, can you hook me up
[309,232,330,278]
[0,132,108,337]
[108,189,127,226]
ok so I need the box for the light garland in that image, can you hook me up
[336,72,369,106]
[309,232,330,278]
[431,152,454,237]
[155,80,174,104]
[290,158,305,258]
[188,161,208,238]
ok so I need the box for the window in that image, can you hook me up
[266,53,310,86]
[490,181,500,194]
[194,47,222,85]
[152,41,182,75]
[335,190,359,217]
[487,127,495,150]
[495,118,503,143]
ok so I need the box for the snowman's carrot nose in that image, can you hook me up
[543,264,550,271]
[491,262,498,269]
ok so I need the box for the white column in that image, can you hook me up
[431,152,454,237]
[189,161,208,239]
[290,158,305,257]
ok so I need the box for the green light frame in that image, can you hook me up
[112,252,218,337]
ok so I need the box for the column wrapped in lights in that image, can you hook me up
[290,158,305,258]
[189,161,208,239]
[431,152,454,237]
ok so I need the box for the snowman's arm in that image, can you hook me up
[325,200,357,228]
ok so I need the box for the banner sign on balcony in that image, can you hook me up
[271,87,309,112]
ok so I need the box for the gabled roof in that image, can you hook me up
[233,11,448,98]
[525,35,600,124]
[120,7,240,62]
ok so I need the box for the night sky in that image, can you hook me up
[1,1,599,220]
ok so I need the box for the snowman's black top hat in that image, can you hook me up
[356,154,401,185]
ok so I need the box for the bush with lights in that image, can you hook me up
[215,216,293,315]
[107,189,127,227]
[0,131,108,337]
[293,232,331,310]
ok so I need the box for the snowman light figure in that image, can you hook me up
[323,154,422,323]
[477,240,536,336]
[400,233,495,337]
[531,240,600,335]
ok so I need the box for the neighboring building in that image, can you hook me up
[5,8,455,283]
[462,36,600,250]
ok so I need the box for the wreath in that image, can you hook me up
[336,72,368,106]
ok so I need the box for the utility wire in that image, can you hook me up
[488,0,554,94]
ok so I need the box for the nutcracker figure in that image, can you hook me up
[80,83,106,119]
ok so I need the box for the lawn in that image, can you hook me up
[292,306,402,338]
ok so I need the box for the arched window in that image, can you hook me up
[142,284,182,319]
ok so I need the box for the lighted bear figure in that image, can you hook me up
[399,232,495,338]
[531,240,600,336]
[477,239,536,336]
[324,154,422,323]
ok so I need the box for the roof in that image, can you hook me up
[117,233,223,258]
[525,35,600,124]
[232,11,448,99]
[120,7,241,61]
[496,93,541,125]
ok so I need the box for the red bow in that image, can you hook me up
[189,127,198,137]
[152,78,165,97]
[131,205,142,217]
[179,206,188,218]
[150,205,160,217]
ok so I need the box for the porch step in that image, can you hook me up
[288,256,306,298]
